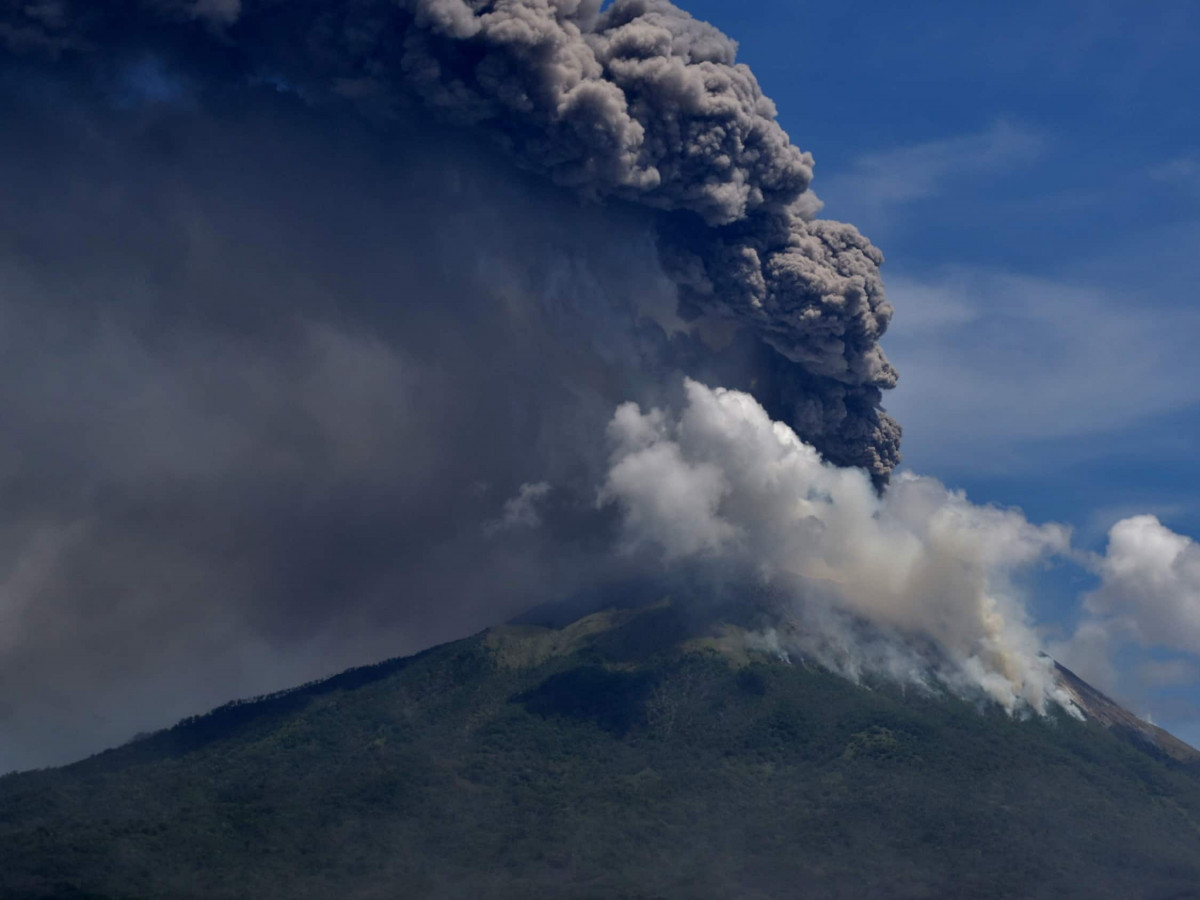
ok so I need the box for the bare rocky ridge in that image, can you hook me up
[1054,661,1200,765]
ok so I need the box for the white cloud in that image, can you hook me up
[1078,502,1191,549]
[1148,157,1200,194]
[486,482,553,534]
[819,121,1045,230]
[600,409,738,558]
[882,267,1200,472]
[600,379,1076,713]
[1052,516,1200,708]
[1086,515,1200,651]
[601,384,1200,729]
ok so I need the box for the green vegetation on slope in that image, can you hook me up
[3,604,1200,899]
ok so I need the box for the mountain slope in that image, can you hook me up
[3,603,1200,900]
[1054,660,1200,764]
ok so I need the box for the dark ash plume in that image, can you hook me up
[0,0,907,772]
[1,0,900,477]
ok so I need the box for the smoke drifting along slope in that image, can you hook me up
[601,380,1076,713]
[1,0,1191,773]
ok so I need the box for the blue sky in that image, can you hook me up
[682,0,1200,736]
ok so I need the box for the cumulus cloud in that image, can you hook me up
[601,379,1076,713]
[1086,516,1200,652]
[1050,516,1200,714]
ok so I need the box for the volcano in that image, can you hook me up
[2,600,1199,900]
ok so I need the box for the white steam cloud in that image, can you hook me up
[601,379,1078,713]
[1053,516,1200,698]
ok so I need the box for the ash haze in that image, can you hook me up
[0,0,1197,772]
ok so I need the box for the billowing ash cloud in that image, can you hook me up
[0,0,899,478]
[5,0,1157,774]
[601,380,1077,713]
